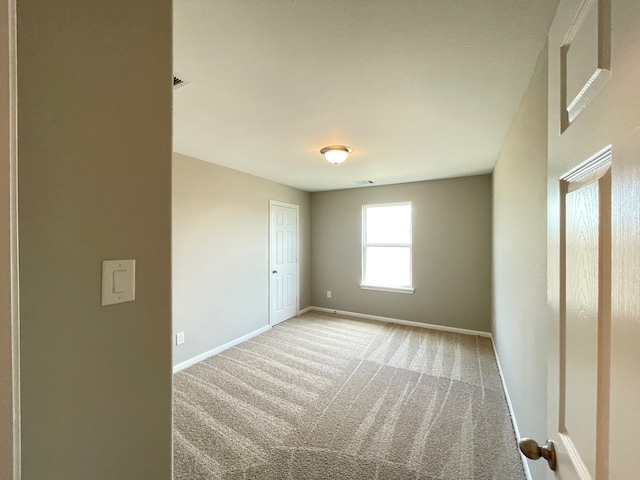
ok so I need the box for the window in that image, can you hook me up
[361,202,414,294]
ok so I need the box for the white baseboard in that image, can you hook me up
[173,325,271,374]
[307,306,492,338]
[491,338,532,480]
[297,306,314,315]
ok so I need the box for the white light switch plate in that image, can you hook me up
[101,259,136,306]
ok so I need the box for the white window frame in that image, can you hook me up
[360,202,414,294]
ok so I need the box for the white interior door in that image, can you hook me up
[269,201,298,326]
[544,0,640,479]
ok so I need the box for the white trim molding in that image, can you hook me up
[308,307,492,338]
[173,325,270,374]
[360,284,415,294]
[1,0,20,478]
[297,306,314,315]
[490,338,533,480]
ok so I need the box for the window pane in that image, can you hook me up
[366,205,411,244]
[365,247,410,287]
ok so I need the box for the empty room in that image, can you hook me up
[4,0,640,480]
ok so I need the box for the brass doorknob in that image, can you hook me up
[519,438,557,471]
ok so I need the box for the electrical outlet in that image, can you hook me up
[176,332,185,346]
[327,291,332,298]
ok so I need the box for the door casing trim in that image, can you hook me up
[1,0,20,478]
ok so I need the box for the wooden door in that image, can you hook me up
[269,201,298,326]
[547,0,640,479]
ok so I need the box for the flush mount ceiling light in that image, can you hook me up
[320,145,352,164]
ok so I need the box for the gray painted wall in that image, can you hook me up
[17,1,173,478]
[172,153,311,366]
[311,176,492,332]
[492,46,548,479]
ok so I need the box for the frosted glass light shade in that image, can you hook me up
[320,145,352,164]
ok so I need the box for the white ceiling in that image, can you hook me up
[173,0,558,192]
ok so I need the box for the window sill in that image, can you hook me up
[360,284,415,294]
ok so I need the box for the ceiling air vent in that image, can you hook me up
[355,180,375,185]
[173,73,189,90]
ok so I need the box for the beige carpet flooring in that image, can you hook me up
[173,312,525,479]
